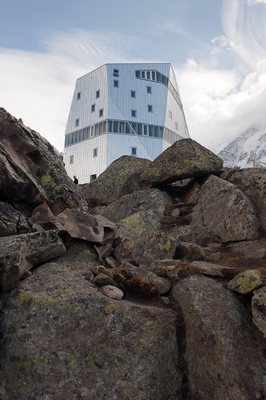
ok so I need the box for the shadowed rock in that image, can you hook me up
[252,286,266,338]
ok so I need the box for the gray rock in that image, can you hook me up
[99,285,124,299]
[0,244,181,399]
[171,275,265,400]
[252,286,266,338]
[97,188,171,223]
[192,175,259,243]
[227,269,263,294]
[178,241,206,261]
[94,273,116,287]
[226,168,266,233]
[0,108,86,214]
[190,261,238,278]
[80,156,151,207]
[140,138,223,186]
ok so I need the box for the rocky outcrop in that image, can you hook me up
[1,109,266,399]
[192,175,259,242]
[0,108,86,216]
[80,156,151,207]
[171,276,265,400]
[140,138,223,186]
[0,243,181,400]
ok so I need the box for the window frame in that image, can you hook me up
[113,79,119,88]
[131,146,137,156]
[147,104,153,113]
[91,104,95,113]
[130,90,136,98]
[96,90,100,98]
[131,109,137,118]
[99,108,104,118]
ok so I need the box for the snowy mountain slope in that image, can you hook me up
[218,126,266,168]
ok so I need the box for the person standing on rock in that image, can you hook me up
[73,176,79,184]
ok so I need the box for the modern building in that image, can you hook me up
[64,63,189,183]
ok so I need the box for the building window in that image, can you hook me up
[175,121,178,131]
[148,105,153,112]
[93,148,98,157]
[114,80,119,87]
[77,92,81,100]
[70,155,74,164]
[135,70,140,78]
[75,118,79,127]
[91,104,95,112]
[131,110,136,118]
[169,110,173,119]
[131,90,136,98]
[90,174,97,182]
[113,69,119,77]
[96,90,100,98]
[131,147,137,156]
[99,108,104,117]
[147,86,152,94]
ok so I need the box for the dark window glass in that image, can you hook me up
[135,70,140,78]
[113,69,119,77]
[120,121,125,133]
[162,75,168,85]
[154,126,159,137]
[131,122,137,133]
[114,80,119,87]
[77,92,81,100]
[137,123,142,135]
[113,121,119,133]
[147,86,152,94]
[91,125,95,136]
[141,71,145,79]
[99,108,103,117]
[96,90,100,98]
[156,71,162,82]
[95,123,99,135]
[131,110,136,118]
[131,147,137,156]
[125,122,130,134]
[91,104,95,112]
[147,71,151,80]
[131,90,136,98]
[159,127,163,137]
[75,118,79,127]
[103,121,107,133]
[152,71,156,80]
[143,125,148,135]
[148,105,153,112]
[149,125,154,136]
[93,148,98,157]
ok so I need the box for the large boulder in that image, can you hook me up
[80,156,151,207]
[0,108,86,214]
[171,275,265,400]
[96,188,171,223]
[225,168,266,233]
[140,139,223,186]
[0,243,181,400]
[0,202,30,237]
[192,175,259,242]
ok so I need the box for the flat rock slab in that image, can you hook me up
[227,269,263,294]
[0,230,66,292]
[140,138,223,186]
[190,261,238,278]
[57,209,116,244]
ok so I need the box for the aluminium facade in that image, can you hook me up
[64,63,189,183]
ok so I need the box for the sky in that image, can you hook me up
[0,0,266,152]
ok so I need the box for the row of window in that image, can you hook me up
[135,69,181,106]
[65,119,182,147]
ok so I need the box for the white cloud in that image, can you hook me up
[246,0,266,4]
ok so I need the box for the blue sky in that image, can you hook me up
[0,0,266,151]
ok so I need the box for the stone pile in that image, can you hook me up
[0,108,265,400]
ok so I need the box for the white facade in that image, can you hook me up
[64,63,189,183]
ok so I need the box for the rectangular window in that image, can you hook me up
[99,108,103,117]
[152,71,156,81]
[131,90,136,98]
[131,110,136,118]
[148,105,153,112]
[108,120,113,132]
[137,123,142,135]
[135,70,140,78]
[91,104,95,112]
[77,92,81,100]
[125,122,130,134]
[93,148,98,157]
[149,125,154,136]
[91,125,95,136]
[95,123,99,135]
[147,71,151,80]
[113,69,119,77]
[114,80,119,87]
[169,110,173,119]
[143,125,148,136]
[131,147,137,156]
[70,155,74,164]
[141,71,145,79]
[147,86,152,94]
[119,121,125,133]
[75,118,79,127]
[113,120,119,133]
[96,90,100,98]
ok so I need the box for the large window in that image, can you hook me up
[148,105,153,112]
